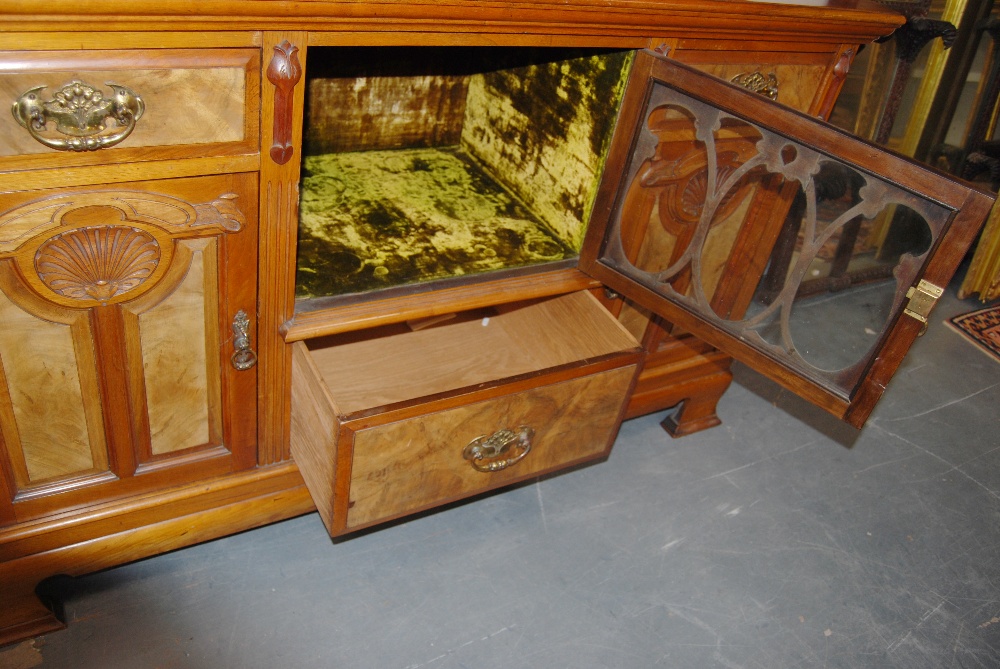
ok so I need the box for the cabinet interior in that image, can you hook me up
[295,47,633,309]
[301,291,638,416]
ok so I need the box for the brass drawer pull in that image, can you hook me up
[730,70,779,100]
[12,80,145,152]
[462,426,534,473]
[231,310,258,371]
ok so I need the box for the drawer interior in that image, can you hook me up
[301,290,638,416]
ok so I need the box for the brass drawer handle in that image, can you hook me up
[730,70,779,100]
[12,80,145,152]
[231,310,258,371]
[462,426,534,473]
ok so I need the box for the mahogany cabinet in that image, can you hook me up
[0,0,992,645]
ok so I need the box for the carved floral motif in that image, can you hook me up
[267,40,302,165]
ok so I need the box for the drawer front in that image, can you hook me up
[342,363,636,533]
[292,360,635,535]
[0,49,259,165]
[672,47,836,114]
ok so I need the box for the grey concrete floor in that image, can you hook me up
[5,286,1000,668]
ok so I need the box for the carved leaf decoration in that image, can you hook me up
[193,193,245,232]
[34,225,160,302]
[0,192,247,257]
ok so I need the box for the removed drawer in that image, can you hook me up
[0,49,259,167]
[290,291,640,536]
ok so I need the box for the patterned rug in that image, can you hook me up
[947,305,1000,363]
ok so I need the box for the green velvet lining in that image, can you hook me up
[295,48,633,300]
[296,147,576,298]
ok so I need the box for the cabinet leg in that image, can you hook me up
[659,377,729,437]
[623,329,733,437]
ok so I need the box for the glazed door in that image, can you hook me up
[0,173,258,524]
[580,50,995,428]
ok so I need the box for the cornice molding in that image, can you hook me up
[0,0,904,42]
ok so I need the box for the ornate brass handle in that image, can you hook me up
[462,426,534,473]
[730,71,779,100]
[12,80,145,152]
[231,310,258,371]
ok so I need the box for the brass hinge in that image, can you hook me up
[903,279,944,325]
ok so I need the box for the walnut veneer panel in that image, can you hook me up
[0,288,106,484]
[345,363,635,530]
[129,239,221,456]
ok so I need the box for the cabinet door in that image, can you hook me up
[0,174,257,523]
[580,51,995,427]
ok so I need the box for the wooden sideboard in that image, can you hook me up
[0,0,993,645]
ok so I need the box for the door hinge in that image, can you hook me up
[903,279,944,325]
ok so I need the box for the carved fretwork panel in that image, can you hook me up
[617,105,768,307]
[583,52,992,426]
[598,69,945,395]
[606,47,841,388]
[0,175,257,522]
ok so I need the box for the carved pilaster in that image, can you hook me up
[259,33,307,465]
[816,47,855,120]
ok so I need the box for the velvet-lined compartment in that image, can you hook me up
[296,47,633,301]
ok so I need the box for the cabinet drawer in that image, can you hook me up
[0,49,259,167]
[290,291,640,536]
[673,47,834,114]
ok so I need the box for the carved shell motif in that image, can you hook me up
[34,225,160,302]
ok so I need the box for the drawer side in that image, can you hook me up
[290,341,341,530]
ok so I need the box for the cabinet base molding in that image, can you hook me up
[0,463,315,647]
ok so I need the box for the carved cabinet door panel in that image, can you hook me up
[608,43,855,432]
[580,51,995,428]
[0,173,258,524]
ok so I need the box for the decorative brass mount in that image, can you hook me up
[12,80,145,151]
[231,310,258,371]
[730,71,779,100]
